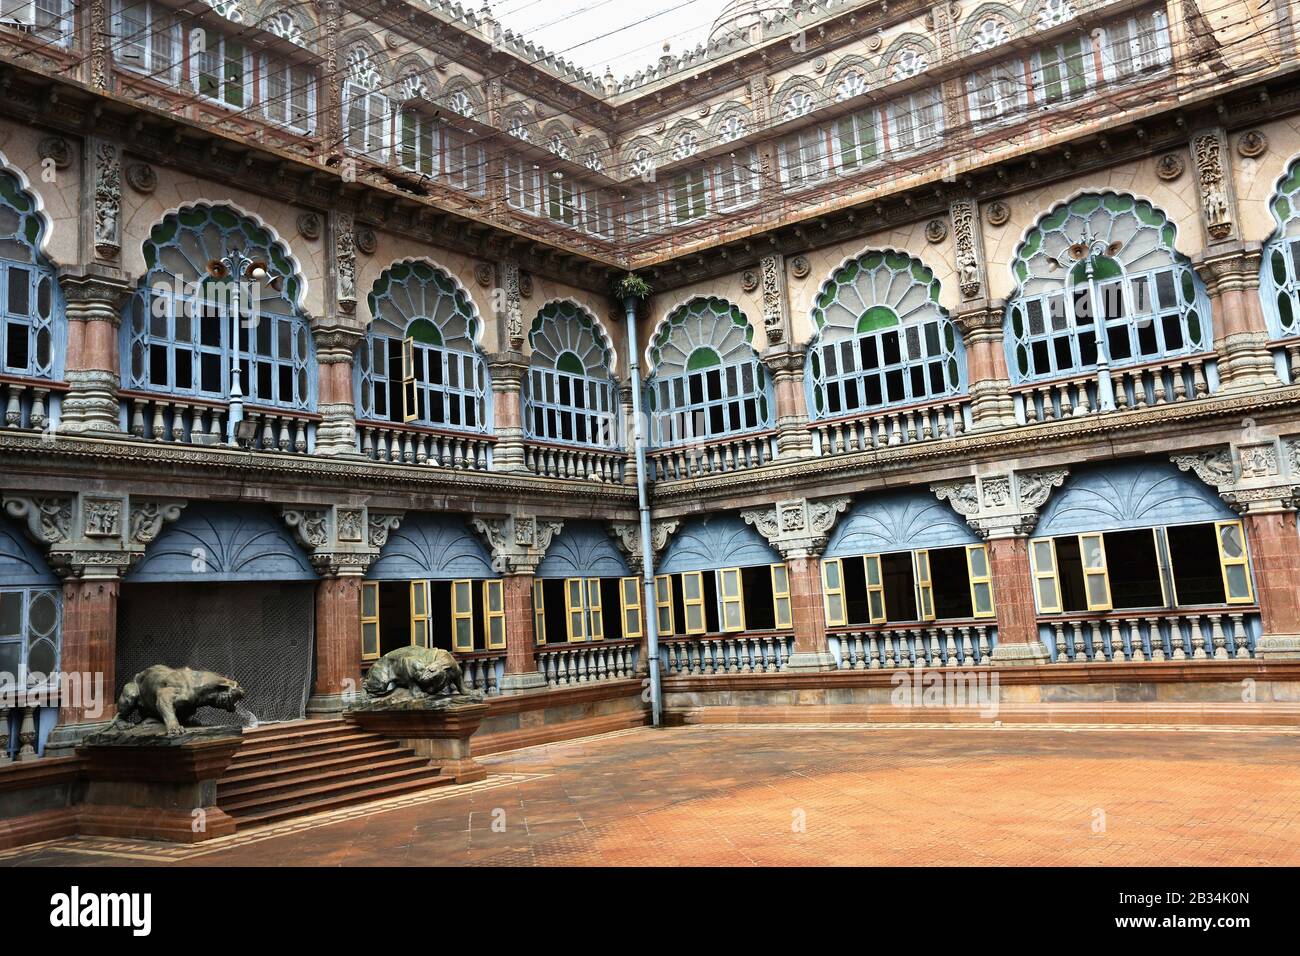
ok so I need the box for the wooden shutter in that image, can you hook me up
[966,544,995,619]
[483,579,505,650]
[1215,520,1254,604]
[1030,537,1062,613]
[451,579,474,652]
[361,581,380,661]
[821,558,846,627]
[409,579,430,648]
[620,577,643,639]
[770,563,792,630]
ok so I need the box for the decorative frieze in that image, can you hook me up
[334,212,357,314]
[1190,128,1236,243]
[128,500,186,545]
[471,514,563,574]
[282,504,388,575]
[1171,441,1300,514]
[932,468,1068,538]
[609,519,678,574]
[759,253,788,346]
[92,141,121,260]
[498,261,524,348]
[740,495,851,559]
[949,198,984,301]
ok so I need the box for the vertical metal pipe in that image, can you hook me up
[623,294,662,727]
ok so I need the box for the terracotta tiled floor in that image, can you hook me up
[7,724,1300,866]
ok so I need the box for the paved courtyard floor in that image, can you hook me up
[6,723,1300,866]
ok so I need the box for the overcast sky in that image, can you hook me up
[488,0,720,79]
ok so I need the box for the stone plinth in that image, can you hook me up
[348,695,489,783]
[76,725,243,843]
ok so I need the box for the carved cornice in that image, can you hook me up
[471,514,564,574]
[1190,242,1264,296]
[740,495,851,559]
[608,519,679,573]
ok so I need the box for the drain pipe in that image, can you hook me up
[623,292,662,727]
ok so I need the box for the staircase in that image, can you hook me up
[217,719,456,828]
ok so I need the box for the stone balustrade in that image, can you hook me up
[1269,337,1300,384]
[810,399,969,457]
[828,622,998,670]
[524,440,627,483]
[535,640,639,686]
[121,392,316,453]
[0,705,40,762]
[459,653,505,696]
[647,431,776,481]
[2,378,58,432]
[357,420,493,470]
[1014,354,1214,424]
[660,632,794,675]
[1042,609,1258,663]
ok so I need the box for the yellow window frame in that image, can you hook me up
[965,544,996,619]
[565,577,587,642]
[401,336,418,423]
[620,576,643,639]
[410,579,431,648]
[1078,532,1112,611]
[361,580,381,661]
[821,558,846,627]
[1214,519,1254,604]
[914,549,935,622]
[654,574,675,636]
[586,578,605,641]
[865,553,886,624]
[718,567,745,632]
[533,578,546,645]
[770,563,792,630]
[1029,537,1062,613]
[483,579,506,650]
[451,578,474,652]
[682,571,706,635]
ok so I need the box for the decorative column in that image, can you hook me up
[740,496,852,672]
[618,382,637,483]
[1192,244,1274,391]
[280,505,397,714]
[763,343,815,458]
[932,469,1069,664]
[1173,442,1300,657]
[487,352,528,472]
[953,301,1016,429]
[313,326,363,456]
[57,270,131,434]
[471,514,564,692]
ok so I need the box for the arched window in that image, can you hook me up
[525,301,619,448]
[1261,157,1300,339]
[647,297,771,447]
[1005,192,1211,383]
[0,170,60,381]
[122,204,313,409]
[357,260,488,433]
[808,251,964,418]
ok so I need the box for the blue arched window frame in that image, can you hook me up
[1260,156,1300,341]
[806,250,965,419]
[524,301,620,449]
[0,169,63,382]
[645,296,772,447]
[121,204,314,411]
[355,260,490,434]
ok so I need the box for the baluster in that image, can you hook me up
[762,635,775,672]
[1127,618,1146,663]
[1071,621,1087,661]
[1170,364,1188,402]
[1108,619,1125,662]
[151,401,166,440]
[1169,615,1187,660]
[1230,613,1249,659]
[16,706,37,761]
[0,705,9,765]
[1192,360,1210,398]
[944,627,958,667]
[545,652,558,687]
[1210,614,1229,661]
[1052,622,1067,661]
[1150,370,1168,405]
[960,626,975,667]
[1189,614,1208,660]
[1145,616,1166,662]
[880,629,895,668]
[4,383,22,426]
[1089,621,1106,661]
[852,633,866,670]
[978,626,992,664]
[277,417,292,451]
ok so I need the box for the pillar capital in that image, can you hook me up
[1171,440,1300,515]
[931,467,1068,539]
[739,495,851,560]
[281,504,393,576]
[487,349,529,385]
[56,266,133,317]
[311,324,364,362]
[471,514,563,574]
[608,519,678,574]
[1190,241,1263,297]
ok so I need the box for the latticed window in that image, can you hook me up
[262,57,315,132]
[1033,37,1092,105]
[122,204,312,409]
[887,89,943,154]
[1102,8,1171,78]
[1005,192,1211,383]
[525,302,619,448]
[113,0,179,82]
[1262,157,1300,339]
[357,261,488,433]
[192,26,249,108]
[809,251,964,419]
[836,107,879,172]
[967,61,1026,124]
[647,297,771,447]
[0,171,59,380]
[0,587,59,695]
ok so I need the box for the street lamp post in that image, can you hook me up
[1074,229,1117,413]
[206,252,278,446]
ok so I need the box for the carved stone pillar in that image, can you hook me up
[740,496,852,671]
[488,351,528,472]
[763,343,815,457]
[57,269,132,434]
[1192,243,1274,392]
[618,382,637,483]
[471,514,563,692]
[56,578,119,731]
[931,469,1068,664]
[758,252,790,347]
[313,325,362,456]
[953,301,1016,430]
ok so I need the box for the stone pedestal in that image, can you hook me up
[348,697,489,783]
[763,344,815,458]
[308,574,364,715]
[57,270,131,435]
[489,351,528,472]
[313,326,364,457]
[45,577,120,753]
[784,555,837,672]
[501,573,547,692]
[987,536,1051,664]
[76,726,243,843]
[1194,244,1274,393]
[955,302,1017,430]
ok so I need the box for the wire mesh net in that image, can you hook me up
[115,582,315,727]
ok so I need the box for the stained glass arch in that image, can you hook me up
[0,166,61,381]
[807,250,965,418]
[1004,191,1212,384]
[1261,156,1300,340]
[525,300,619,448]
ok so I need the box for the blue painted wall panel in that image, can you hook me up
[537,522,630,578]
[0,519,56,587]
[127,504,317,583]
[825,490,979,557]
[367,513,497,580]
[1036,460,1235,536]
[659,514,780,573]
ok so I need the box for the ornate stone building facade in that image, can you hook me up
[2,0,1300,755]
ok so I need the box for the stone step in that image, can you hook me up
[224,737,402,775]
[235,720,354,746]
[227,773,459,829]
[220,764,450,818]
[233,730,383,761]
[218,746,413,790]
